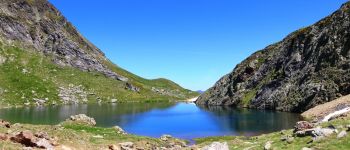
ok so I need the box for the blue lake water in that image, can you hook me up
[0,102,300,140]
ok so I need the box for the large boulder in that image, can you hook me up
[201,142,229,150]
[67,114,96,126]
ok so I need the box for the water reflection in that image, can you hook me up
[0,102,300,140]
[197,105,301,136]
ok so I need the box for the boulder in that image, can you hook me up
[201,142,229,150]
[0,119,11,128]
[113,126,127,135]
[108,144,121,150]
[160,134,172,141]
[337,130,347,138]
[264,141,272,150]
[67,114,96,126]
[293,121,314,133]
[119,142,134,150]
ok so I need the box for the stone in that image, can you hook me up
[119,142,134,150]
[113,126,127,135]
[108,145,121,150]
[0,133,9,140]
[0,119,11,128]
[10,130,37,147]
[160,134,172,141]
[201,142,229,150]
[35,138,54,149]
[347,125,350,131]
[337,130,347,138]
[264,141,272,150]
[302,147,313,150]
[281,135,294,144]
[293,121,314,133]
[111,99,118,103]
[67,114,96,126]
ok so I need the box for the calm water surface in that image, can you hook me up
[0,102,300,140]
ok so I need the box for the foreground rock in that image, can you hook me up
[67,114,96,126]
[201,142,229,150]
[0,119,11,128]
[113,126,127,135]
[9,130,57,149]
[196,2,350,112]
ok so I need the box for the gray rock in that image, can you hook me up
[160,134,172,141]
[201,142,229,150]
[196,2,350,112]
[337,130,347,138]
[67,114,96,126]
[113,126,127,135]
[264,141,272,150]
[119,142,134,150]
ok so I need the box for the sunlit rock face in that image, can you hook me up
[197,2,350,112]
[0,0,127,81]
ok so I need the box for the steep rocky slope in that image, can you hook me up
[0,0,197,106]
[196,2,350,112]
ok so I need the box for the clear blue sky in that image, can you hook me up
[49,0,347,91]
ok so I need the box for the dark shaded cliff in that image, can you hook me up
[196,2,350,112]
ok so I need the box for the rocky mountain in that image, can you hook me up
[0,0,197,106]
[196,2,350,112]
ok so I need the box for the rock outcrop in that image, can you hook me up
[0,0,128,82]
[197,2,350,112]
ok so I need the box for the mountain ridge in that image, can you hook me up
[196,1,350,112]
[0,0,197,106]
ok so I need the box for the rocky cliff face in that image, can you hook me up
[0,0,128,81]
[196,2,350,112]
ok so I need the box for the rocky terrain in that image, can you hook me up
[196,2,350,112]
[0,0,198,106]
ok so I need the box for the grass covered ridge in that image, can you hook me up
[0,43,198,107]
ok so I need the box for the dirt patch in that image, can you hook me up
[301,94,350,121]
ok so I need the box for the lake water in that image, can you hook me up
[0,102,300,141]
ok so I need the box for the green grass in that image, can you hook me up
[195,116,350,150]
[0,44,198,106]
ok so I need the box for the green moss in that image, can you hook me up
[241,89,257,107]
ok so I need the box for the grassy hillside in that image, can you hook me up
[0,42,198,107]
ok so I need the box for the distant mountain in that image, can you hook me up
[196,90,205,94]
[196,2,350,112]
[0,0,197,106]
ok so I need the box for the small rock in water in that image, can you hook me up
[264,141,272,150]
[337,130,347,138]
[201,142,229,150]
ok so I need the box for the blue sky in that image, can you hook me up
[49,0,347,91]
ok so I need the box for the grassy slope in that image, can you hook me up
[0,121,185,150]
[0,43,198,106]
[194,116,350,150]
